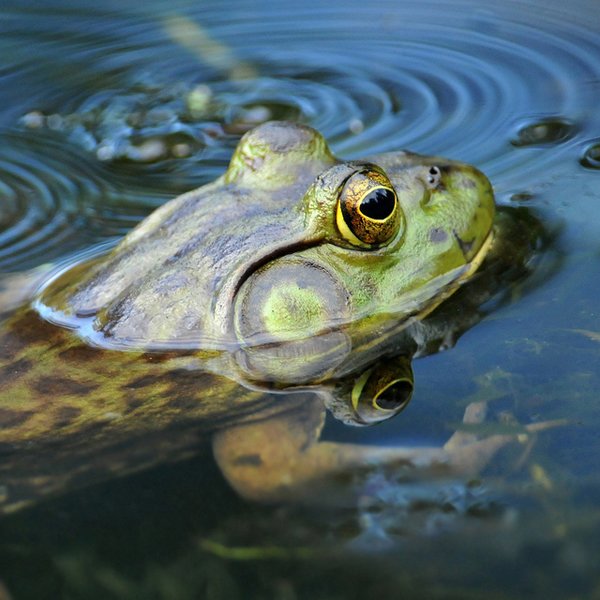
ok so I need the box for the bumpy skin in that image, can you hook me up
[41,121,494,349]
[40,121,494,382]
[0,121,499,511]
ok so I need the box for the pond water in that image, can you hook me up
[1,0,600,598]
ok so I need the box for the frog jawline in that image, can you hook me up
[234,228,495,351]
[31,230,494,356]
[412,227,495,323]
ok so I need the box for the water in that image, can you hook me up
[1,0,600,598]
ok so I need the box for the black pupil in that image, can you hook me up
[375,381,412,410]
[360,188,396,220]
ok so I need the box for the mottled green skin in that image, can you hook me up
[0,307,306,511]
[39,121,494,380]
[0,121,497,511]
[0,310,256,445]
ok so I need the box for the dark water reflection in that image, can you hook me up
[1,0,600,598]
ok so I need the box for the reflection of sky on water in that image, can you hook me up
[0,0,600,597]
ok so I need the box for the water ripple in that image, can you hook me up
[1,0,600,269]
[0,132,163,271]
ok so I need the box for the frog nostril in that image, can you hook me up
[427,166,442,188]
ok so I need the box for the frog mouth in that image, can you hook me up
[452,229,476,258]
[456,227,495,281]
[405,227,495,325]
[443,228,496,296]
[224,224,495,349]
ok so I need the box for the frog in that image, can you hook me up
[0,121,548,512]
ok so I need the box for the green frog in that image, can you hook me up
[0,121,544,511]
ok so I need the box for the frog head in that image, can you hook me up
[230,123,495,382]
[38,121,495,423]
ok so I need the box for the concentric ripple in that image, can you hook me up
[1,0,600,269]
[0,132,167,272]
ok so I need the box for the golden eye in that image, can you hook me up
[349,359,414,425]
[372,379,413,411]
[336,166,403,247]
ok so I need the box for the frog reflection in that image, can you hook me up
[0,122,543,511]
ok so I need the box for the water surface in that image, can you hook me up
[1,0,600,598]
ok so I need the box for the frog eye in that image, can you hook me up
[336,167,403,247]
[372,380,413,411]
[426,166,442,189]
[350,358,414,424]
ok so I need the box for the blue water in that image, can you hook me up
[1,0,600,598]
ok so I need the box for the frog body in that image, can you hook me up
[40,121,494,382]
[0,121,528,513]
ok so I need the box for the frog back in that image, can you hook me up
[39,122,336,349]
